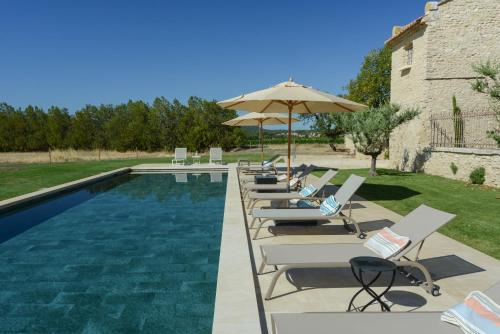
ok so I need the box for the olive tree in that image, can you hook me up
[348,104,419,176]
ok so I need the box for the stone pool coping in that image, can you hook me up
[212,165,261,334]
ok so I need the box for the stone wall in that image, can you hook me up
[389,27,429,170]
[423,149,500,187]
[388,0,500,186]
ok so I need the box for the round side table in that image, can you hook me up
[347,256,397,312]
[192,155,201,165]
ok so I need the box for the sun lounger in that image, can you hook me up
[250,174,365,239]
[241,165,316,199]
[258,205,456,300]
[239,163,306,184]
[270,282,500,334]
[210,147,223,164]
[246,169,337,209]
[172,148,187,165]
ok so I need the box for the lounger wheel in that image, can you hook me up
[358,232,367,239]
[431,285,440,297]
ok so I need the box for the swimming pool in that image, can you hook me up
[0,172,227,333]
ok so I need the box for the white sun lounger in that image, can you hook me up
[258,205,456,299]
[250,174,365,239]
[210,147,223,164]
[246,169,337,209]
[271,282,500,334]
[172,148,187,165]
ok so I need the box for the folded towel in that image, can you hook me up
[319,195,341,216]
[364,227,410,259]
[299,184,317,197]
[262,160,274,168]
[441,291,500,334]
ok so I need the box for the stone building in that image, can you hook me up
[386,0,500,187]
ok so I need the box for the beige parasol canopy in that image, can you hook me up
[222,112,299,161]
[218,79,366,179]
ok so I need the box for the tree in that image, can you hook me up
[345,46,391,108]
[302,46,391,148]
[471,60,500,146]
[69,105,98,149]
[301,113,350,150]
[46,106,71,149]
[349,104,419,176]
[25,106,48,151]
[452,95,464,148]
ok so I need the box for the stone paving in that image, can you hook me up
[239,173,500,333]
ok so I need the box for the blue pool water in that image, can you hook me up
[0,172,227,333]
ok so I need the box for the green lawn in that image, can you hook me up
[0,152,271,201]
[313,168,499,259]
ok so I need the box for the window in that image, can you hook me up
[405,43,414,66]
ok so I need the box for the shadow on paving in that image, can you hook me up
[268,219,395,236]
[277,255,484,299]
[321,184,421,202]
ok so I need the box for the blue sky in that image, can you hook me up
[0,0,427,129]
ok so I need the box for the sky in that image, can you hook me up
[0,0,428,129]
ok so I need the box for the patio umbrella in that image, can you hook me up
[218,79,366,179]
[222,112,299,161]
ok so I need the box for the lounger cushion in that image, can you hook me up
[290,185,317,205]
[299,184,317,197]
[319,195,341,216]
[364,227,410,259]
[441,291,500,334]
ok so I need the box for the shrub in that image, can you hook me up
[450,162,458,175]
[469,167,486,185]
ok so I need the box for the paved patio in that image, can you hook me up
[240,172,500,333]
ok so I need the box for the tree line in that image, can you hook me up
[0,96,245,152]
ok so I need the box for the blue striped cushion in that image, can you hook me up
[319,195,341,216]
[441,291,499,334]
[364,227,410,259]
[299,184,317,198]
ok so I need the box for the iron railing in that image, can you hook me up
[430,110,499,149]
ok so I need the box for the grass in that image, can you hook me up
[0,152,271,201]
[314,168,500,259]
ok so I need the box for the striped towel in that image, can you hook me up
[262,160,274,168]
[364,227,410,259]
[319,195,341,216]
[441,291,500,334]
[299,184,317,197]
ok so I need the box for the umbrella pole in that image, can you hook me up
[259,121,263,162]
[287,105,292,181]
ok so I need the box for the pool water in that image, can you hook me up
[0,172,227,333]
